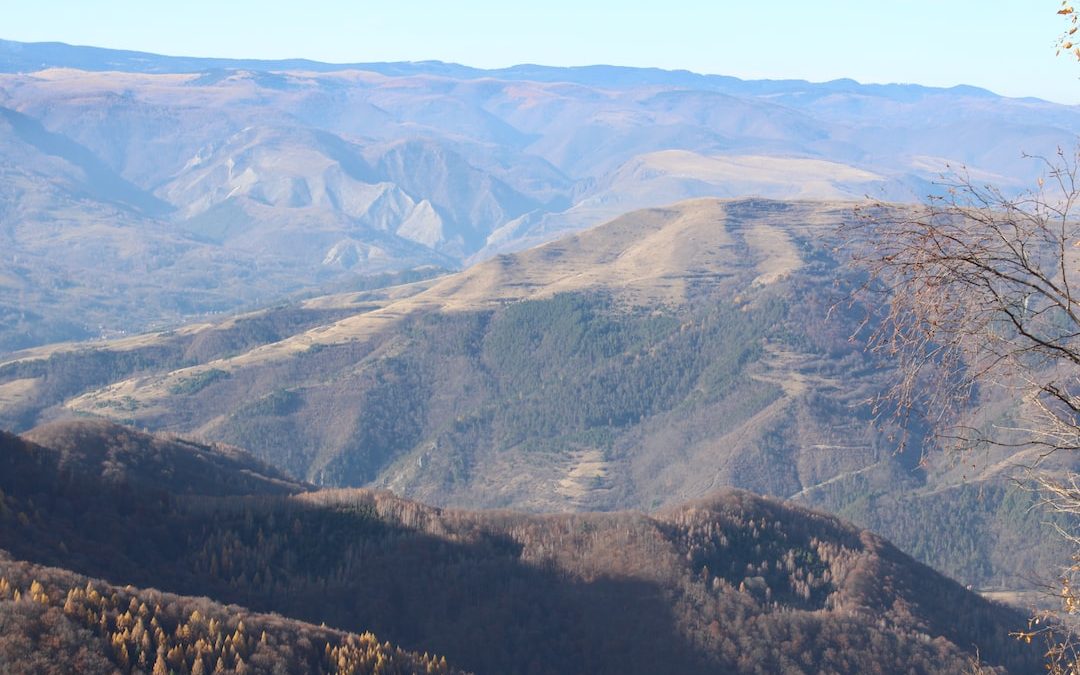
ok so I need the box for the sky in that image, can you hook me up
[3,0,1079,104]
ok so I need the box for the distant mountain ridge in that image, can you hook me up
[0,37,1004,99]
[1,38,1078,352]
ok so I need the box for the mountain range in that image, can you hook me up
[2,39,1079,351]
[3,197,1072,594]
[1,38,1076,672]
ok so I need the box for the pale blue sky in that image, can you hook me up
[3,0,1079,103]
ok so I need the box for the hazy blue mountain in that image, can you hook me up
[0,38,1002,98]
[1,38,1078,351]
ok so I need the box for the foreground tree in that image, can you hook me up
[1059,2,1080,61]
[847,152,1080,669]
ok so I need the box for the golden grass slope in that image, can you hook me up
[627,150,882,197]
[61,197,852,422]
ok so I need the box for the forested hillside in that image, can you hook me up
[2,198,1071,591]
[0,422,1044,673]
[6,200,886,509]
[0,554,454,675]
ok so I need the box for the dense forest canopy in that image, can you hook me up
[0,423,1043,673]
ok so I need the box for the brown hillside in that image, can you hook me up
[0,423,1043,674]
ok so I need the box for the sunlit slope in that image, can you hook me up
[57,198,896,514]
[0,273,442,430]
[2,196,1073,590]
[63,197,831,415]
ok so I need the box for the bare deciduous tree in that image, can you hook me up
[850,154,1080,452]
[846,150,1080,671]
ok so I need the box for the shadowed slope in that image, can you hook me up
[22,419,308,497]
[0,423,1044,673]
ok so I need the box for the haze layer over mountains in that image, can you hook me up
[3,38,1080,351]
